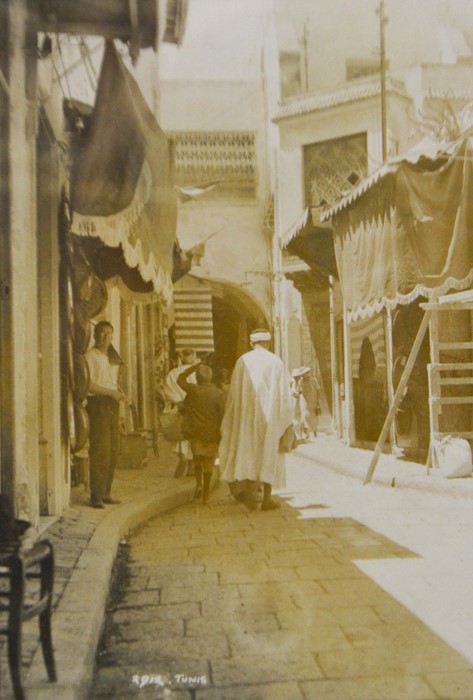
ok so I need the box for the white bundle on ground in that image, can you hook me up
[432,436,473,478]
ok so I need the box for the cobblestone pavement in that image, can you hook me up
[0,441,191,700]
[90,457,473,700]
[0,510,101,698]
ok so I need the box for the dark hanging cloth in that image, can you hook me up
[332,137,473,320]
[70,40,177,303]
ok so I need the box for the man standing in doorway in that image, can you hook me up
[297,366,321,439]
[219,329,294,510]
[86,321,127,509]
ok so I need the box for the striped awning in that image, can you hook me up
[174,287,215,353]
[350,313,386,379]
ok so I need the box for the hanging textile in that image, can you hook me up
[173,287,215,354]
[350,313,386,379]
[70,41,176,304]
[331,137,473,320]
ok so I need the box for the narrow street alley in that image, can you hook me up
[4,2,473,700]
[90,453,473,700]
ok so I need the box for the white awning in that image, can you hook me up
[280,207,309,248]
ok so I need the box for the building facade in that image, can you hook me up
[0,0,187,524]
[270,0,473,447]
[157,2,279,368]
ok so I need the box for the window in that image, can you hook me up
[280,51,302,99]
[168,131,257,198]
[303,133,368,207]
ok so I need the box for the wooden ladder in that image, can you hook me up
[425,300,473,469]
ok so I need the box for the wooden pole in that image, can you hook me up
[329,277,338,435]
[343,303,356,444]
[363,307,432,484]
[378,0,388,163]
[303,20,309,92]
[384,308,397,447]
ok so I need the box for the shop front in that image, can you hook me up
[327,135,473,459]
[0,0,188,523]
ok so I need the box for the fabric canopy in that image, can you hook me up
[282,207,338,284]
[70,41,176,304]
[286,226,338,281]
[332,137,473,320]
[173,286,215,353]
[349,313,386,379]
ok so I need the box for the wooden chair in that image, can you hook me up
[0,540,56,700]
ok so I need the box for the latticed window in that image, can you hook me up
[168,131,257,197]
[303,133,368,207]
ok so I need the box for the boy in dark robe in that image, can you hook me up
[178,361,225,503]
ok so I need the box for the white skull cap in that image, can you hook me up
[250,330,271,343]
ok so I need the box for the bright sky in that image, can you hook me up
[159,0,272,81]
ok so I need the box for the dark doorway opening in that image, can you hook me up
[212,295,257,372]
[354,337,388,443]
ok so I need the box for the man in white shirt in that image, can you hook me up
[85,321,127,508]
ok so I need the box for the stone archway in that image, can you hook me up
[209,280,267,371]
[172,274,268,372]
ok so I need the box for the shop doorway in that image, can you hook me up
[212,295,257,371]
[392,301,430,456]
[172,275,264,374]
[354,337,388,443]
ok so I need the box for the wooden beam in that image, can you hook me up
[36,20,132,38]
[433,431,473,439]
[431,362,473,371]
[34,0,159,50]
[343,303,356,445]
[385,308,396,448]
[438,341,473,351]
[363,307,432,484]
[420,302,473,311]
[427,309,440,471]
[329,277,338,436]
[440,377,473,385]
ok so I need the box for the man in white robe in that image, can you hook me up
[219,329,294,510]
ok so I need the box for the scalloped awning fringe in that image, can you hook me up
[333,137,473,322]
[70,41,176,306]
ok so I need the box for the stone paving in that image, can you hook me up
[0,441,193,699]
[0,509,100,699]
[2,435,473,698]
[90,464,473,700]
[297,434,473,497]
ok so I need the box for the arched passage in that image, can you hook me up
[172,275,268,372]
[210,280,267,371]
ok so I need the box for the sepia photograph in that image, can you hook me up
[1,0,473,697]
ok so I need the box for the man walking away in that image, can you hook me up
[178,361,225,504]
[219,329,294,510]
[86,321,127,509]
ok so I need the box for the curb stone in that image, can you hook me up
[293,437,473,499]
[24,481,194,700]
